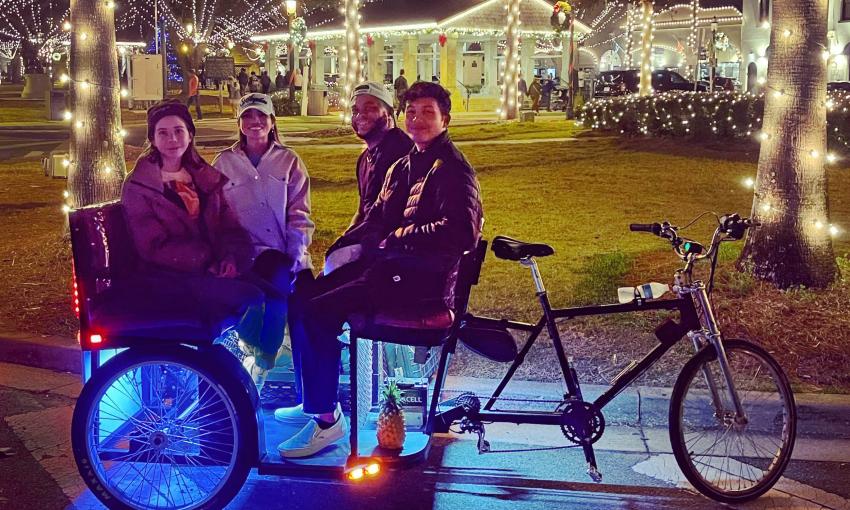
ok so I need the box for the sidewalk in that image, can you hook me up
[2,329,849,441]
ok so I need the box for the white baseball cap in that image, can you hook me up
[238,93,275,117]
[351,81,395,110]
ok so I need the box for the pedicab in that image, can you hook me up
[69,201,796,509]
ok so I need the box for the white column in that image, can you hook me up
[267,40,279,78]
[560,34,569,81]
[313,43,325,86]
[483,39,498,95]
[521,35,536,78]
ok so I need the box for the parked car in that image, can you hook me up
[828,81,850,93]
[593,69,706,97]
[698,76,738,92]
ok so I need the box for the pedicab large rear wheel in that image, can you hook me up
[71,345,256,510]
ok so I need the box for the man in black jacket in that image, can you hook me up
[277,81,483,458]
[273,82,411,426]
[348,81,414,228]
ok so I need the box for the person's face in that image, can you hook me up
[351,94,390,139]
[152,115,191,162]
[404,97,449,147]
[239,109,273,143]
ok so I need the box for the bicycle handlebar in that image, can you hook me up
[629,223,662,235]
[629,213,757,262]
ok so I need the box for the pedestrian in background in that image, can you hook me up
[529,76,542,113]
[185,69,203,120]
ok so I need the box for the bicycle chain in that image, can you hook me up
[440,390,567,405]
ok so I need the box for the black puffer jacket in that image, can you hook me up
[330,130,483,307]
[351,127,414,228]
[334,130,482,256]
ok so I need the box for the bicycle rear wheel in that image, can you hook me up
[71,346,255,510]
[669,339,796,503]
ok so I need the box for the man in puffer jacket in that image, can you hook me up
[276,81,483,459]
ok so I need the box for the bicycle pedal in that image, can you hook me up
[587,464,603,483]
[477,436,490,454]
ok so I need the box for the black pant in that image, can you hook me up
[288,261,375,414]
[186,94,202,119]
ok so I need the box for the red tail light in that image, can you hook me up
[71,264,80,318]
[89,334,103,345]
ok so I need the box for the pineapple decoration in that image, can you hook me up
[376,381,406,449]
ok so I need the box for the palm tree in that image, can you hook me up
[67,0,125,207]
[737,0,837,288]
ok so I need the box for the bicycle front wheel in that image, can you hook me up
[669,339,796,503]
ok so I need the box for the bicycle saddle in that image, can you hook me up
[491,235,555,261]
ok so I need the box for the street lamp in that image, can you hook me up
[286,0,297,99]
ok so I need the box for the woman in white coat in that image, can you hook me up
[213,93,314,389]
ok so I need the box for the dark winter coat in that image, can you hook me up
[329,130,483,308]
[121,157,248,275]
[351,127,414,228]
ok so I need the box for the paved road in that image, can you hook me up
[2,362,849,510]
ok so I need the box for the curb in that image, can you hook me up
[0,331,80,374]
[2,331,849,438]
[443,376,850,440]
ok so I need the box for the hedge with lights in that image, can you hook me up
[579,90,850,153]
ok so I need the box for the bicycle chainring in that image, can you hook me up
[557,400,605,445]
[455,392,481,415]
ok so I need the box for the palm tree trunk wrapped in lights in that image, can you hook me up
[500,0,521,120]
[637,0,653,97]
[340,0,362,124]
[68,0,126,207]
[737,0,837,289]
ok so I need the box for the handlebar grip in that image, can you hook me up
[629,223,662,235]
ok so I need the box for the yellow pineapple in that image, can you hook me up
[376,381,406,449]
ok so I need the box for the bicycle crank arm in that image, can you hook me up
[587,463,603,483]
[583,444,602,482]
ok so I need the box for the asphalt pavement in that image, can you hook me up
[1,344,850,510]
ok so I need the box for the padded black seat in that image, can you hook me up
[347,240,488,350]
[349,305,454,347]
[491,235,554,261]
[69,201,238,347]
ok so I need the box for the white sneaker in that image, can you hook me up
[278,407,348,458]
[242,356,269,392]
[274,403,309,424]
[274,402,342,425]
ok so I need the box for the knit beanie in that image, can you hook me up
[146,99,196,142]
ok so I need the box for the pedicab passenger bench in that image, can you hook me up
[68,201,253,383]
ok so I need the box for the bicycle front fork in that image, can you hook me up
[687,283,748,423]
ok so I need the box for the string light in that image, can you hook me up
[580,89,850,156]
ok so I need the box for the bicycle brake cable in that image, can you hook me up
[679,211,721,231]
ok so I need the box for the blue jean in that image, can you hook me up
[235,250,294,369]
[186,94,202,119]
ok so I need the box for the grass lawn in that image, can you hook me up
[1,124,849,391]
[290,117,587,146]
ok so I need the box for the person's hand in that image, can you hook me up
[210,257,238,278]
[291,268,315,295]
